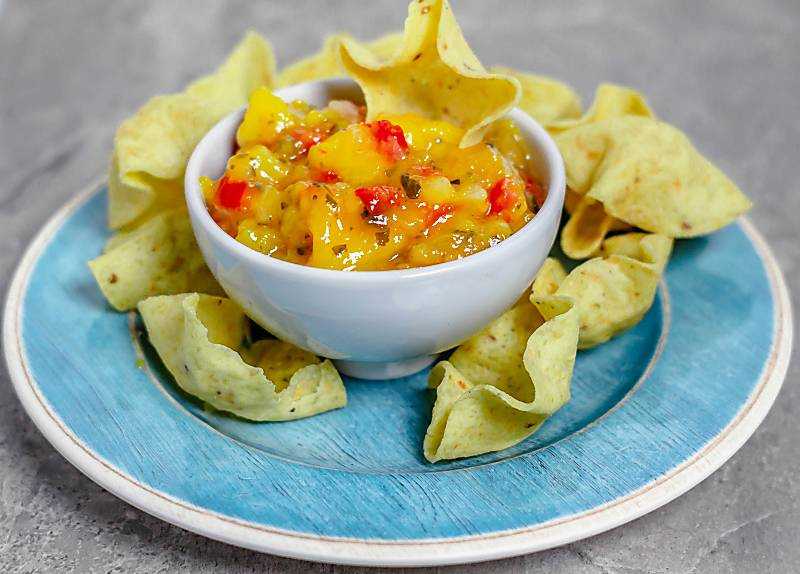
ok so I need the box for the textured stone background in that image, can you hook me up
[0,1,797,572]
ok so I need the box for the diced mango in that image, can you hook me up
[485,119,533,175]
[419,176,454,205]
[226,145,290,186]
[308,124,392,187]
[236,218,283,255]
[237,87,295,148]
[380,113,462,162]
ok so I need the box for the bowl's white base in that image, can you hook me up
[334,354,439,380]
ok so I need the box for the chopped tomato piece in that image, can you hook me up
[488,177,518,215]
[354,185,404,216]
[426,204,455,228]
[368,119,409,162]
[311,169,339,183]
[525,177,547,208]
[217,177,247,210]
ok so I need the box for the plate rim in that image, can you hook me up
[3,181,793,567]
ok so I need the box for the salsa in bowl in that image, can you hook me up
[201,86,547,271]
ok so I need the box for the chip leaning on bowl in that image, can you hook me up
[86,0,751,463]
[200,88,547,271]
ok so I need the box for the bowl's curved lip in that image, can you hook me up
[184,78,565,283]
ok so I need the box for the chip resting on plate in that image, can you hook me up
[490,66,582,126]
[554,84,655,258]
[562,190,632,259]
[556,85,751,259]
[276,33,403,87]
[109,31,276,230]
[88,210,223,311]
[548,83,653,134]
[338,0,520,148]
[138,294,347,421]
[423,290,578,462]
[533,233,672,349]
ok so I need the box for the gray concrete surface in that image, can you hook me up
[0,1,797,572]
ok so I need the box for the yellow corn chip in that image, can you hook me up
[557,116,752,240]
[557,85,749,257]
[548,83,653,134]
[563,191,631,258]
[533,233,672,349]
[276,33,403,87]
[88,210,223,311]
[565,189,629,229]
[557,85,654,198]
[560,197,617,259]
[109,32,276,229]
[423,291,578,462]
[241,340,320,393]
[138,294,347,421]
[490,66,582,126]
[339,0,520,148]
[563,189,581,214]
[551,86,652,258]
[559,84,653,203]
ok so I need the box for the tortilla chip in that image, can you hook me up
[562,190,632,259]
[560,197,617,259]
[557,116,752,241]
[423,291,578,462]
[548,83,653,134]
[557,83,749,256]
[532,256,568,296]
[109,32,276,229]
[565,189,629,228]
[600,232,672,273]
[490,66,581,126]
[556,86,653,198]
[241,340,320,393]
[138,294,347,421]
[339,0,520,148]
[549,86,649,258]
[276,33,403,87]
[533,233,672,349]
[88,210,223,311]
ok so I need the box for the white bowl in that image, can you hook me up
[185,78,565,380]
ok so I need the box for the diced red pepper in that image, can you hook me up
[426,204,455,228]
[311,169,339,183]
[355,185,404,216]
[368,120,409,162]
[525,177,547,208]
[488,177,518,216]
[216,177,247,210]
[291,127,323,153]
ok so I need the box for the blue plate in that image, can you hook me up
[4,183,792,566]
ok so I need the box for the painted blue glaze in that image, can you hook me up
[20,188,774,540]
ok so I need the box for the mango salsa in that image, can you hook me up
[202,87,546,271]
